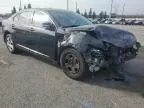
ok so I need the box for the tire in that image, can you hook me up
[5,33,18,54]
[60,48,88,80]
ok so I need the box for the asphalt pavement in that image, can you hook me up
[0,26,144,108]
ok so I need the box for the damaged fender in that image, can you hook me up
[57,25,140,73]
[58,30,105,72]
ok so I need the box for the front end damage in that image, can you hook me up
[58,25,141,73]
[85,42,141,73]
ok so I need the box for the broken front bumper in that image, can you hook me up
[85,42,141,72]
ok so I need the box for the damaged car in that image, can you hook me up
[2,9,141,80]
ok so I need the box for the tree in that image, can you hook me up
[88,8,92,18]
[24,5,27,9]
[27,3,32,8]
[99,11,105,19]
[98,11,108,19]
[19,7,22,11]
[84,10,88,18]
[103,11,108,19]
[92,11,96,19]
[111,13,117,18]
[76,8,80,14]
[11,6,16,14]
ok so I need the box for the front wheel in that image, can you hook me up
[60,48,89,80]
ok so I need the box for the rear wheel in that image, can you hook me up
[60,48,89,80]
[5,34,18,53]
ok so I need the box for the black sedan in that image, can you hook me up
[2,9,140,80]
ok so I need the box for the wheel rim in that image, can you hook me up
[64,53,80,75]
[6,34,14,52]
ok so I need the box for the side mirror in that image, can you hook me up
[42,22,56,31]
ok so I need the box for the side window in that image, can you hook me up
[19,11,33,25]
[32,11,52,28]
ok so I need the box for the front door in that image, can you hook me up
[30,11,56,58]
[14,11,34,47]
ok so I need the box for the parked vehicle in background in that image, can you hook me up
[92,19,98,24]
[133,20,144,25]
[112,18,125,25]
[92,18,102,24]
[0,17,2,27]
[125,19,136,25]
[112,19,121,24]
[142,20,144,25]
[2,8,141,80]
[100,19,108,23]
[104,19,113,24]
[88,18,93,22]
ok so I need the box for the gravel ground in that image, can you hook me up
[0,26,144,108]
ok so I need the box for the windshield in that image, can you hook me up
[48,10,92,27]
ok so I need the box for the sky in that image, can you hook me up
[0,0,144,15]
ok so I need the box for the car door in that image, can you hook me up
[14,11,34,48]
[10,13,21,43]
[30,11,56,58]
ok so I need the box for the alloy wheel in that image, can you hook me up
[64,53,80,75]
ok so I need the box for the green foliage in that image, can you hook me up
[11,6,16,14]
[84,10,88,18]
[77,9,109,19]
[24,5,27,9]
[76,8,80,14]
[92,11,96,19]
[99,11,108,19]
[104,12,108,19]
[28,3,32,8]
[88,8,92,18]
[19,8,22,11]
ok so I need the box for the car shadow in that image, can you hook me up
[19,51,144,97]
[83,69,144,96]
[82,58,144,97]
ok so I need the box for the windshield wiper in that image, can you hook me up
[62,25,80,28]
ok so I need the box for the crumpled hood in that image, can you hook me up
[66,25,137,48]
